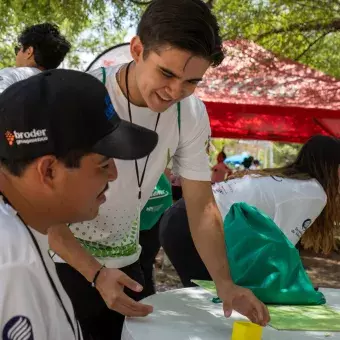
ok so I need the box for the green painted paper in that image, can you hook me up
[268,305,340,331]
[192,280,340,332]
[192,280,217,295]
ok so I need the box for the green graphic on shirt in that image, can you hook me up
[166,148,172,167]
[76,217,139,258]
[205,135,211,155]
[78,238,138,257]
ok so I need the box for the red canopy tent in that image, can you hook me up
[195,40,340,143]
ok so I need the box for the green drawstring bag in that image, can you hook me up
[224,202,325,305]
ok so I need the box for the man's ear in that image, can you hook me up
[130,36,144,63]
[35,155,59,189]
[24,46,34,60]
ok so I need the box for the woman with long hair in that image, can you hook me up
[159,135,340,286]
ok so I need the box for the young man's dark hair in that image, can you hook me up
[137,0,224,67]
[16,23,71,69]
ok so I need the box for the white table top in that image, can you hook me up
[121,287,340,340]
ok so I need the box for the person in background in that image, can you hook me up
[0,23,70,94]
[160,135,340,286]
[242,156,254,169]
[211,151,232,183]
[15,22,71,70]
[250,159,260,170]
[0,70,157,340]
[170,172,182,202]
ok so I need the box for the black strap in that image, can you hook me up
[91,264,106,288]
[177,102,181,133]
[1,194,80,339]
[25,226,79,339]
[125,61,161,200]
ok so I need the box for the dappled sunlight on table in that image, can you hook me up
[121,287,340,340]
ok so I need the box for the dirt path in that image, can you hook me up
[300,249,340,288]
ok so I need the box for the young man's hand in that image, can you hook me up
[217,281,270,326]
[96,268,153,317]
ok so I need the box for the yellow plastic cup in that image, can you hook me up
[231,321,263,340]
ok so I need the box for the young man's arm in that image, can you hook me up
[181,178,269,325]
[48,225,153,317]
[173,97,269,325]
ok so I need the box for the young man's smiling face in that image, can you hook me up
[131,37,211,113]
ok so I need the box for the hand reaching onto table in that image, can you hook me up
[217,281,270,326]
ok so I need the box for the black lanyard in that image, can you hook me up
[125,61,161,200]
[0,194,81,340]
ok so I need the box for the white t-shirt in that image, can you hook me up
[212,175,327,245]
[0,197,82,340]
[0,67,41,93]
[66,65,211,268]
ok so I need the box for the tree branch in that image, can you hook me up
[257,19,340,40]
[294,31,331,60]
[129,0,216,8]
[129,0,152,4]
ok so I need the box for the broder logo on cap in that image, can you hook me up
[5,131,15,146]
[5,129,48,146]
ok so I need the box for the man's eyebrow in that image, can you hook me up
[158,66,203,82]
[159,66,180,78]
[98,156,110,164]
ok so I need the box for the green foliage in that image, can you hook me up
[0,0,143,69]
[273,142,302,167]
[213,0,340,78]
[1,0,339,75]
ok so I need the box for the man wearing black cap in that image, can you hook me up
[0,70,157,339]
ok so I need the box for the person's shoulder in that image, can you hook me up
[0,67,40,77]
[180,94,207,120]
[0,205,36,266]
[87,64,121,80]
[0,67,41,93]
[303,178,327,202]
[212,162,226,171]
[274,177,327,202]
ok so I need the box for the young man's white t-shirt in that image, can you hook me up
[212,175,327,245]
[65,65,211,268]
[0,197,82,340]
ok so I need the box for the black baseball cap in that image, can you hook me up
[0,69,158,161]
